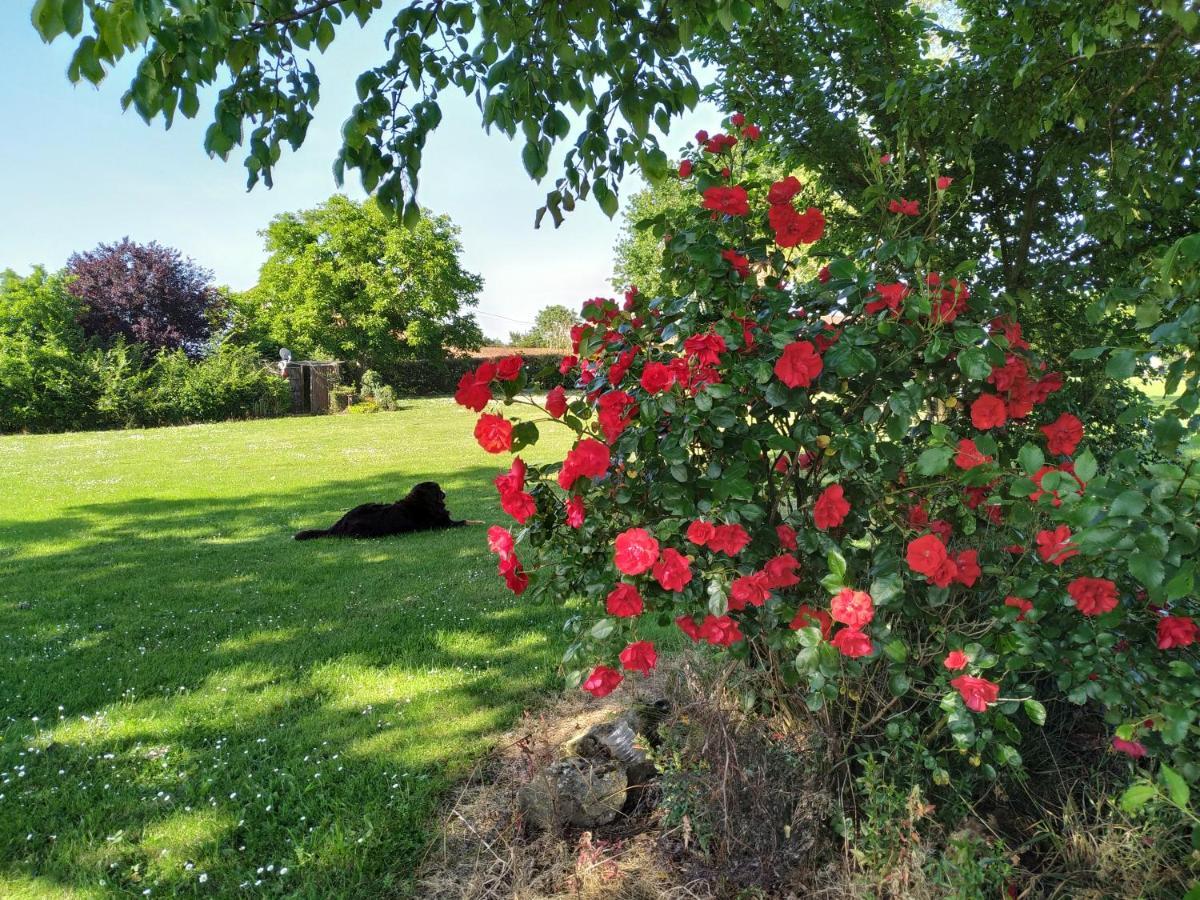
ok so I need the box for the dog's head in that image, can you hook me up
[406,481,448,515]
[410,481,445,502]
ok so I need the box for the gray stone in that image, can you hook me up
[517,756,628,831]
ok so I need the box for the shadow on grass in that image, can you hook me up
[0,469,573,897]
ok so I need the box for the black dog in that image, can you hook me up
[295,481,469,540]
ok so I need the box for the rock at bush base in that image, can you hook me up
[517,756,628,832]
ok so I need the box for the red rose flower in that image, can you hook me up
[789,604,833,639]
[729,572,772,609]
[818,265,831,283]
[936,176,954,191]
[652,548,693,592]
[699,614,744,647]
[970,394,1008,430]
[499,490,536,524]
[1036,525,1078,566]
[709,523,750,556]
[865,281,908,315]
[906,533,949,577]
[676,615,703,642]
[702,185,750,217]
[1004,596,1033,621]
[704,133,738,154]
[888,198,920,216]
[487,525,514,560]
[729,112,745,127]
[879,153,893,164]
[454,370,493,411]
[559,355,578,375]
[1067,577,1119,616]
[907,502,929,528]
[776,523,798,550]
[767,175,804,205]
[582,665,623,697]
[558,438,612,490]
[770,204,825,247]
[954,438,993,470]
[678,159,693,178]
[742,124,761,140]
[500,557,529,594]
[763,553,801,588]
[640,361,676,394]
[684,331,727,366]
[831,627,873,658]
[614,527,660,575]
[1112,737,1148,758]
[565,495,585,528]
[951,674,1000,712]
[722,248,751,277]
[1157,615,1198,650]
[929,519,953,542]
[620,640,657,675]
[774,340,824,388]
[545,385,568,418]
[953,550,980,587]
[597,390,636,443]
[686,519,717,547]
[496,355,523,381]
[813,484,850,530]
[1040,413,1083,456]
[943,650,969,670]
[831,588,874,627]
[474,413,513,453]
[930,558,960,588]
[606,582,644,617]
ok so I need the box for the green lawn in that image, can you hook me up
[0,401,574,898]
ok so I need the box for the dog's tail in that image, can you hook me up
[294,529,330,541]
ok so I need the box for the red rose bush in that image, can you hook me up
[457,120,1200,789]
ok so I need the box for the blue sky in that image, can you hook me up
[0,7,717,340]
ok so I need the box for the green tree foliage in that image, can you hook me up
[695,1,1199,354]
[0,267,95,430]
[232,195,483,367]
[611,171,692,299]
[30,0,738,223]
[1,268,287,433]
[507,304,579,348]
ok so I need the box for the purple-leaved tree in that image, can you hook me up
[66,238,218,353]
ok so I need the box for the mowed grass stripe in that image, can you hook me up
[0,401,574,898]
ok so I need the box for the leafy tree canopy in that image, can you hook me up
[31,0,733,226]
[696,0,1199,352]
[508,304,579,349]
[1,266,84,345]
[30,1,1197,250]
[66,238,219,353]
[232,195,483,366]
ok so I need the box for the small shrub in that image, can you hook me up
[359,369,400,410]
[840,761,1016,899]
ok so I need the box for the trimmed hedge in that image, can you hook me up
[0,341,290,434]
[378,353,570,397]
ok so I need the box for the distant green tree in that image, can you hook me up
[508,305,579,348]
[232,196,483,367]
[612,147,842,299]
[611,173,691,300]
